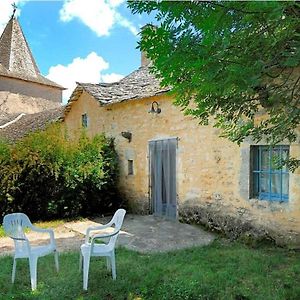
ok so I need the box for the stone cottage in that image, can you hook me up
[0,14,64,141]
[63,52,300,246]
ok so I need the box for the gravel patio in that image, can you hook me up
[0,214,215,255]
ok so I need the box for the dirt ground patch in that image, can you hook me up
[0,214,215,256]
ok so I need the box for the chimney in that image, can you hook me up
[140,24,156,67]
[141,49,150,67]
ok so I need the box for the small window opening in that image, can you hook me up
[82,113,88,128]
[128,160,134,175]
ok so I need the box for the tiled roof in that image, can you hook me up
[0,106,65,143]
[0,17,64,89]
[65,66,170,114]
[0,112,19,127]
[0,91,61,122]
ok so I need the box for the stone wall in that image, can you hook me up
[64,91,300,246]
[0,76,62,103]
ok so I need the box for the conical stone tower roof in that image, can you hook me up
[0,16,63,89]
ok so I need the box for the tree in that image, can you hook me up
[129,1,300,169]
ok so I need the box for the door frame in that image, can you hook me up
[148,137,178,219]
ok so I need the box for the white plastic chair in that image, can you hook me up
[79,209,126,290]
[3,213,59,290]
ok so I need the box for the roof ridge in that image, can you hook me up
[66,65,170,110]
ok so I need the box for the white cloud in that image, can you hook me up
[102,72,124,83]
[0,0,23,32]
[59,0,138,37]
[116,14,138,35]
[46,52,124,103]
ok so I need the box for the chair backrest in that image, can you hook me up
[111,209,126,231]
[107,209,126,248]
[3,213,33,240]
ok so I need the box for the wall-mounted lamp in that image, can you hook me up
[148,101,161,114]
[121,131,132,142]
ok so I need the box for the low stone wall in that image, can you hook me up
[178,202,300,248]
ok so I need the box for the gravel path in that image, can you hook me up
[0,214,215,256]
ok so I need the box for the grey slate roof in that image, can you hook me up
[0,91,62,124]
[0,106,65,143]
[0,17,64,89]
[65,66,170,114]
[0,112,19,126]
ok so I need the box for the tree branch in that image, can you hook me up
[212,2,272,15]
[291,75,300,103]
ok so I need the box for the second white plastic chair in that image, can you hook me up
[79,209,126,290]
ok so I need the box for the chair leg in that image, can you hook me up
[106,257,110,271]
[29,256,38,291]
[54,251,59,272]
[12,258,17,283]
[83,254,90,290]
[111,252,116,280]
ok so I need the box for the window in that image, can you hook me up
[82,113,88,128]
[251,145,289,202]
[128,160,134,175]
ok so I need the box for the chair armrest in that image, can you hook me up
[85,223,114,243]
[91,229,120,241]
[31,226,56,245]
[31,226,53,234]
[86,223,113,234]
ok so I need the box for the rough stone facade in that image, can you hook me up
[63,90,300,247]
[0,76,62,103]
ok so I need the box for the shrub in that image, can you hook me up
[0,124,121,220]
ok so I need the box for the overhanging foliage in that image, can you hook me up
[129,1,300,169]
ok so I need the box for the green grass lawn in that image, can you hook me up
[0,240,299,300]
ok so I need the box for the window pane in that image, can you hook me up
[282,174,289,196]
[271,148,280,170]
[261,148,269,170]
[252,147,259,171]
[282,148,289,172]
[252,173,259,197]
[260,173,270,193]
[271,174,281,194]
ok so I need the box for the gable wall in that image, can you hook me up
[0,76,62,103]
[64,91,300,246]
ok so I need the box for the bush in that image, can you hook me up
[0,124,122,220]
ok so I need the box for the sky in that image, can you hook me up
[0,0,155,102]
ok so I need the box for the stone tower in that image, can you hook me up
[0,14,64,123]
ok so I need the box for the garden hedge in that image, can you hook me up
[0,124,122,220]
